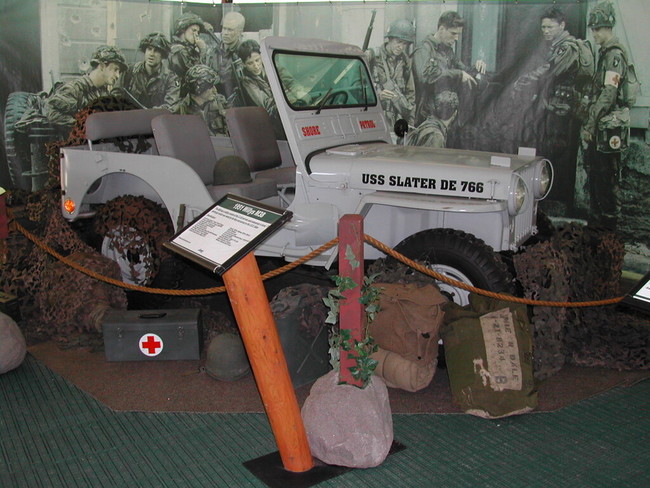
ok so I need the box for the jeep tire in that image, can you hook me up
[394,228,513,306]
[94,195,176,282]
[3,91,34,190]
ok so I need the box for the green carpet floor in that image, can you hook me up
[1,355,648,488]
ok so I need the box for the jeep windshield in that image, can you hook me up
[272,51,377,111]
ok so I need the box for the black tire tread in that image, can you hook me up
[3,91,34,190]
[394,228,513,293]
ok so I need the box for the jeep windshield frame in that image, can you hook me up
[271,50,378,111]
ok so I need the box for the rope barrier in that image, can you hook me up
[11,219,336,296]
[363,234,624,308]
[11,218,624,307]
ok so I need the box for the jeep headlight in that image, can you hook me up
[508,174,527,215]
[533,159,553,199]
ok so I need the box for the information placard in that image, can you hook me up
[620,270,650,315]
[164,194,292,275]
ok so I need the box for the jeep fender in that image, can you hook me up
[352,190,511,256]
[61,148,214,228]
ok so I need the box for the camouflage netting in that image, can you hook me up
[270,283,330,342]
[367,257,439,287]
[619,141,650,247]
[515,222,647,379]
[513,239,571,379]
[1,96,139,340]
[94,195,175,285]
[44,96,140,189]
[35,251,127,335]
[1,192,127,340]
[186,301,236,349]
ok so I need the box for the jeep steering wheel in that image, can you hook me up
[326,90,348,105]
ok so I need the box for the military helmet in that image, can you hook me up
[213,155,252,185]
[139,32,172,58]
[204,333,251,382]
[181,64,220,97]
[386,19,416,44]
[90,45,127,72]
[588,1,616,29]
[174,12,205,36]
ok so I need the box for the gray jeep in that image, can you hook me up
[60,37,553,305]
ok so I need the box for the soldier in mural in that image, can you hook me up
[203,11,246,107]
[172,64,227,136]
[116,32,180,110]
[581,1,630,230]
[366,19,416,129]
[405,90,458,148]
[513,7,594,210]
[44,45,127,132]
[169,12,208,80]
[412,10,486,128]
[238,39,284,139]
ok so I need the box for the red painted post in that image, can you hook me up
[222,252,313,473]
[338,214,364,387]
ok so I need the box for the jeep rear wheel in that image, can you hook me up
[100,225,157,285]
[393,228,513,306]
[94,196,175,286]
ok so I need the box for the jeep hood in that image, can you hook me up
[309,142,542,200]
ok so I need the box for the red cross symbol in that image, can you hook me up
[140,333,163,356]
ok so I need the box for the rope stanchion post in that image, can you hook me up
[222,252,313,473]
[338,214,365,387]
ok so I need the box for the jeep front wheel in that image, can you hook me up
[393,228,513,306]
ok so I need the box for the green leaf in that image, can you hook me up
[344,244,360,270]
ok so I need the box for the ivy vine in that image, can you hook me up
[322,246,382,388]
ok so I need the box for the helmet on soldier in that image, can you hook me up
[386,19,416,44]
[213,155,253,185]
[90,45,127,72]
[139,32,172,58]
[174,12,206,36]
[588,1,616,29]
[181,64,220,98]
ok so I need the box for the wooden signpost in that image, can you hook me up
[222,252,313,473]
[166,195,313,473]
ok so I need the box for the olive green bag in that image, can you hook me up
[441,294,537,419]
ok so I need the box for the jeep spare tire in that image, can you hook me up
[394,228,513,306]
[3,91,34,190]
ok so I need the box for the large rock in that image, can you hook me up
[0,312,26,374]
[301,370,393,468]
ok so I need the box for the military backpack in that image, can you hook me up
[573,38,596,90]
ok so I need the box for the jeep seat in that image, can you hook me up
[85,108,170,151]
[225,106,295,187]
[151,113,277,202]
